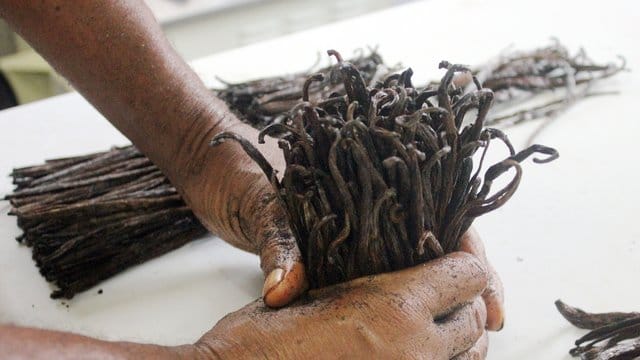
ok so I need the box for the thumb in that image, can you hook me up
[459,228,505,331]
[252,192,307,308]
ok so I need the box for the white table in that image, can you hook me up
[1,0,639,358]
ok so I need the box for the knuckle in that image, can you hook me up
[462,254,489,288]
[444,252,489,288]
[257,213,296,256]
[256,215,300,273]
[467,349,483,360]
[236,184,283,245]
[467,255,489,280]
[452,343,484,360]
[471,298,487,336]
[452,352,471,360]
[463,332,489,360]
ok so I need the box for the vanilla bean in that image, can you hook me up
[215,49,392,129]
[556,300,640,330]
[6,145,207,299]
[212,50,558,288]
[472,41,626,145]
[556,300,640,359]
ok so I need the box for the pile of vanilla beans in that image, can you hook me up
[6,147,207,298]
[219,41,626,133]
[212,51,559,287]
[216,49,392,129]
[4,42,624,297]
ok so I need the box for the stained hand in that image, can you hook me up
[459,228,505,332]
[177,119,307,308]
[194,252,491,359]
[181,116,505,319]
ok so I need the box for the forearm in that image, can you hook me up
[0,325,199,360]
[0,0,228,193]
[0,0,278,243]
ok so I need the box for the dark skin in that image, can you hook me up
[0,1,504,358]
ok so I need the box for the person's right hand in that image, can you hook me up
[191,252,490,359]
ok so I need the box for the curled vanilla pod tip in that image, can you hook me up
[556,300,640,359]
[211,49,559,289]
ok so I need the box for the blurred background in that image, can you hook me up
[0,0,417,109]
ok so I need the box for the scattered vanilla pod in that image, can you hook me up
[211,51,559,287]
[217,42,626,135]
[473,41,626,143]
[556,300,640,359]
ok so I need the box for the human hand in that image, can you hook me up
[0,243,502,360]
[178,112,505,317]
[172,112,504,358]
[175,117,307,308]
[459,227,505,332]
[192,252,491,359]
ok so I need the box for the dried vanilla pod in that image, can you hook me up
[6,146,207,299]
[211,51,559,288]
[476,41,627,132]
[556,300,640,359]
[215,49,392,129]
[216,41,626,137]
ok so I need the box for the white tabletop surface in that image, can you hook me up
[1,0,639,359]
[146,0,262,25]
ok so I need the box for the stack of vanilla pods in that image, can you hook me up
[215,49,392,129]
[6,147,207,298]
[477,41,626,132]
[212,51,559,287]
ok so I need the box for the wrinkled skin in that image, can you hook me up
[1,244,497,359]
[180,120,505,333]
[196,251,491,360]
[0,0,504,358]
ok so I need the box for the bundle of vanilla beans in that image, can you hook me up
[215,48,393,129]
[556,300,640,359]
[4,42,623,297]
[6,147,207,298]
[212,51,559,287]
[219,41,626,132]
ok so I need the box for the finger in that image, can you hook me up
[255,194,307,308]
[376,252,488,317]
[438,297,487,359]
[451,330,489,360]
[460,228,505,331]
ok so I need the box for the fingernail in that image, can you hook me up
[262,268,284,297]
[497,319,505,331]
